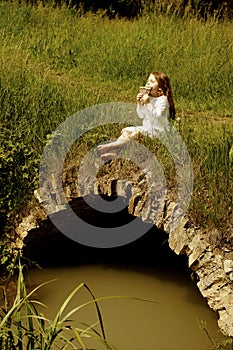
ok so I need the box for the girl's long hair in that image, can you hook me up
[152,71,176,120]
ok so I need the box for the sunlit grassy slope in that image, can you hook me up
[0,1,232,233]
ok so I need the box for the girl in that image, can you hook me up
[98,71,175,161]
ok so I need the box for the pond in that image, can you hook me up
[27,222,222,350]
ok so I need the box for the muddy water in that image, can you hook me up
[27,227,222,350]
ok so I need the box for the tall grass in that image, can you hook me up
[1,1,232,114]
[198,320,233,350]
[0,262,159,349]
[0,263,117,349]
[0,1,232,254]
[181,114,233,229]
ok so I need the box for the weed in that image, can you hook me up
[0,262,117,349]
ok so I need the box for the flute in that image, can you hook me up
[138,86,152,105]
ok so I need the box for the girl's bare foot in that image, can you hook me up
[100,152,117,162]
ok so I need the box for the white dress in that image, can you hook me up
[98,96,170,158]
[120,95,170,141]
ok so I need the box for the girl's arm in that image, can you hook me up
[151,96,168,119]
[136,92,146,119]
[150,96,170,131]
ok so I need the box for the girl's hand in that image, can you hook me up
[137,92,143,102]
[137,92,150,105]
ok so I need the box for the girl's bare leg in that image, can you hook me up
[97,138,127,155]
[97,128,140,155]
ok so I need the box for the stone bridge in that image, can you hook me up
[14,158,233,337]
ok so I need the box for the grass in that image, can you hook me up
[0,262,160,350]
[181,113,233,229]
[0,1,232,256]
[0,263,118,349]
[198,320,233,350]
[1,1,233,113]
[0,4,232,349]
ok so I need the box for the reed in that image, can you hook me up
[0,263,117,350]
[0,262,159,349]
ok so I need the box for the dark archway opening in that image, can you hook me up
[23,195,190,278]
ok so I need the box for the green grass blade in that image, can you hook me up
[49,282,85,333]
[83,283,106,341]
